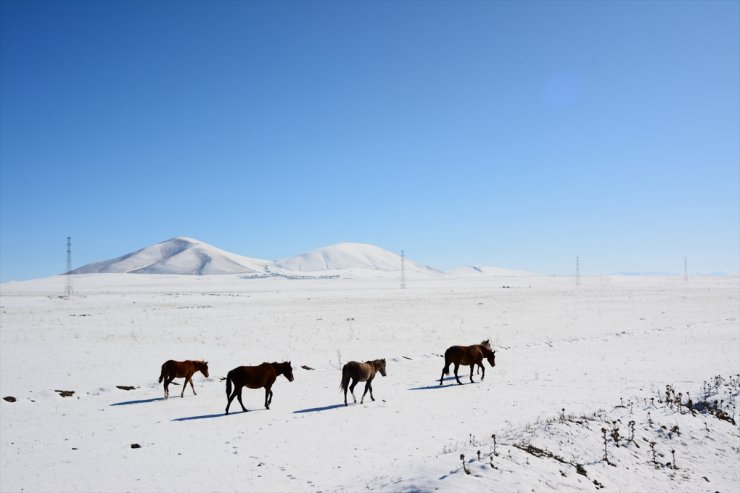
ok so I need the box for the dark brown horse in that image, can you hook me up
[439,343,495,385]
[340,359,386,406]
[158,360,209,398]
[225,362,294,414]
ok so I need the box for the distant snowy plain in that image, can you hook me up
[1,243,738,492]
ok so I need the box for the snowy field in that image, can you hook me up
[1,273,738,492]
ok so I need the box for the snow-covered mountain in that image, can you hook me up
[70,237,524,278]
[273,242,442,275]
[69,237,270,275]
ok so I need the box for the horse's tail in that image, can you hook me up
[158,362,166,383]
[225,371,233,397]
[442,349,451,375]
[339,365,350,393]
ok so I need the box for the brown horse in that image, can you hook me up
[225,362,294,414]
[340,359,386,406]
[439,344,495,386]
[158,360,209,398]
[476,339,492,374]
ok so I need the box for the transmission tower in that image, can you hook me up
[576,256,581,286]
[683,257,688,282]
[65,237,73,298]
[400,249,406,289]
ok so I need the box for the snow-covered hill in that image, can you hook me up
[273,242,442,275]
[67,237,543,279]
[70,239,445,278]
[69,237,270,275]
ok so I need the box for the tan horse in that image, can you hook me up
[439,344,495,385]
[225,362,294,414]
[340,359,387,406]
[158,360,209,398]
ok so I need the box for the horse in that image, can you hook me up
[439,344,495,386]
[225,361,294,414]
[476,339,492,374]
[340,359,386,406]
[158,360,209,399]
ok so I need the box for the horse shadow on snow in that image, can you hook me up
[409,377,481,391]
[110,397,165,406]
[293,403,347,414]
[172,409,267,422]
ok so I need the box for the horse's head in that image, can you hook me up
[198,361,210,378]
[282,361,295,382]
[486,350,496,368]
[377,358,387,377]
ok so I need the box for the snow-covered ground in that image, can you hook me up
[1,273,738,492]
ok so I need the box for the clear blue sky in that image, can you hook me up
[1,0,738,281]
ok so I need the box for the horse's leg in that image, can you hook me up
[264,387,273,410]
[189,374,197,395]
[368,377,376,402]
[181,376,189,398]
[360,378,373,404]
[480,363,486,381]
[225,386,236,415]
[454,363,462,384]
[349,379,359,404]
[236,386,247,412]
[469,364,475,383]
[165,377,176,398]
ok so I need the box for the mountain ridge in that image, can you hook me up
[68,237,525,277]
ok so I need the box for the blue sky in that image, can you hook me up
[1,0,738,281]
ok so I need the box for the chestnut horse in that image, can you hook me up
[225,362,294,414]
[158,360,209,398]
[340,359,386,406]
[439,343,495,386]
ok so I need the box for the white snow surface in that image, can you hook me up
[447,265,534,277]
[1,274,738,492]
